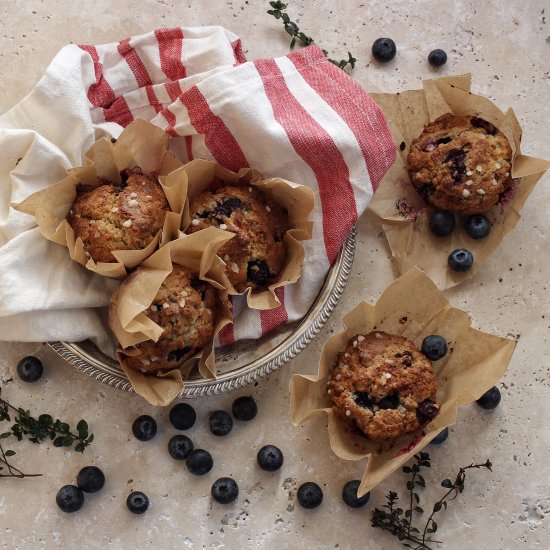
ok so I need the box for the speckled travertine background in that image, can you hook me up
[0,1,549,549]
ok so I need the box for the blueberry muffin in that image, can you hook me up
[187,184,288,292]
[68,168,169,262]
[407,114,513,214]
[327,331,440,441]
[117,265,216,373]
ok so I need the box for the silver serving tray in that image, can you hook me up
[49,229,355,398]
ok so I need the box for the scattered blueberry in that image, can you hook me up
[169,403,196,430]
[168,435,194,460]
[465,214,491,239]
[186,449,214,475]
[428,49,448,68]
[16,356,43,382]
[76,466,105,493]
[209,410,233,436]
[132,415,157,441]
[429,210,455,237]
[342,480,371,508]
[232,396,257,421]
[126,491,149,514]
[56,485,84,513]
[476,386,501,410]
[211,477,239,504]
[372,37,397,62]
[297,482,323,509]
[421,335,448,361]
[430,427,449,445]
[257,445,284,471]
[448,248,474,272]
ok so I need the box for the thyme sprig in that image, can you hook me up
[0,387,94,479]
[371,452,493,549]
[267,1,357,71]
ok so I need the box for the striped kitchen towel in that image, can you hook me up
[0,27,395,351]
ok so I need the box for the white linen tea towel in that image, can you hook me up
[0,27,396,351]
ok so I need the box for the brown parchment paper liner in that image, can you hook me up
[290,268,516,496]
[109,228,234,406]
[180,159,314,310]
[13,119,186,279]
[368,75,550,290]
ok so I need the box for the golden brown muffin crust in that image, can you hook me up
[407,114,513,214]
[328,331,440,441]
[187,184,288,292]
[68,168,169,263]
[122,265,216,373]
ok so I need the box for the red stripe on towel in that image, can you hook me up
[179,86,248,172]
[255,57,356,264]
[155,28,187,81]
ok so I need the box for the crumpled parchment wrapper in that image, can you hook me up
[14,119,186,279]
[368,75,550,289]
[108,228,233,406]
[290,267,516,496]
[180,159,314,310]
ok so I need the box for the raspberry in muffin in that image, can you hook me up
[116,265,216,373]
[186,184,288,292]
[407,114,513,214]
[68,168,169,262]
[327,331,440,441]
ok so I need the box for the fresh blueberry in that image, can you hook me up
[186,449,213,475]
[76,466,105,493]
[297,482,323,509]
[132,415,157,441]
[476,386,501,410]
[168,435,193,460]
[429,210,455,237]
[56,485,84,513]
[421,335,448,361]
[372,37,397,62]
[16,356,43,382]
[430,427,449,445]
[465,214,491,239]
[169,403,196,430]
[257,445,284,471]
[126,491,149,514]
[232,396,257,421]
[209,411,233,436]
[428,49,448,68]
[342,480,371,508]
[448,248,474,272]
[211,477,239,504]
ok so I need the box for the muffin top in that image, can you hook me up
[119,264,216,373]
[187,184,288,292]
[407,114,513,214]
[68,168,169,263]
[328,331,440,441]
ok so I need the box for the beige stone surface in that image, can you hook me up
[0,0,549,548]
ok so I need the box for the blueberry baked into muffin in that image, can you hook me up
[327,331,440,441]
[407,114,513,214]
[68,168,169,262]
[117,265,216,373]
[187,184,288,292]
